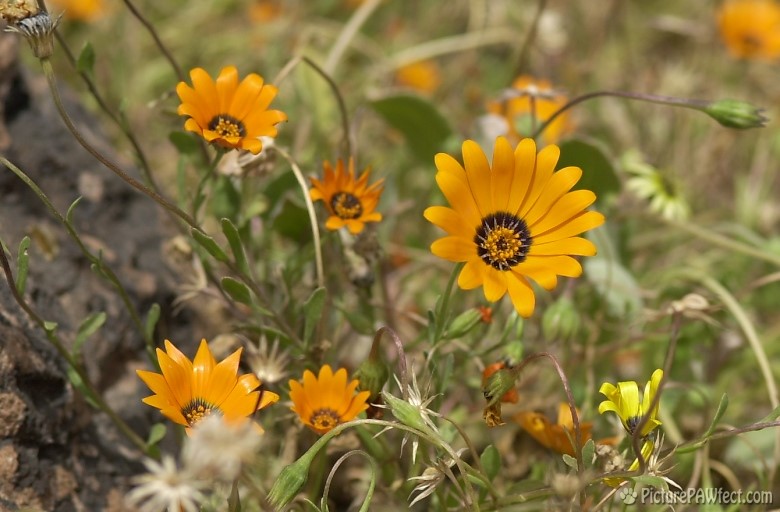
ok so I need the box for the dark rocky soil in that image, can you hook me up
[0,31,192,511]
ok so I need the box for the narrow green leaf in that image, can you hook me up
[66,366,99,409]
[43,321,58,334]
[702,394,729,438]
[480,444,501,481]
[191,228,228,262]
[65,197,83,226]
[227,480,242,512]
[73,311,106,357]
[222,277,253,305]
[15,237,30,296]
[445,308,482,339]
[370,94,453,162]
[76,42,95,76]
[760,403,780,423]
[221,218,249,274]
[144,303,161,343]
[146,423,166,447]
[581,438,596,468]
[303,287,327,344]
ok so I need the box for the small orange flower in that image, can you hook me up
[482,362,518,403]
[487,76,573,145]
[289,365,370,435]
[310,158,384,234]
[717,0,780,60]
[137,339,279,434]
[176,66,287,154]
[249,0,281,22]
[395,60,442,94]
[515,403,593,456]
[47,0,106,21]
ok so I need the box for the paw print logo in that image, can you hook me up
[619,487,638,505]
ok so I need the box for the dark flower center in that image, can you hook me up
[208,114,246,138]
[330,192,363,219]
[310,407,341,431]
[474,211,532,271]
[182,398,220,427]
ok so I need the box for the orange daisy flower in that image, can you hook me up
[310,158,384,235]
[718,0,780,60]
[424,137,604,317]
[289,365,370,435]
[176,66,287,154]
[137,339,279,434]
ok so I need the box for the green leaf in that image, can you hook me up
[227,480,242,512]
[480,444,501,481]
[65,197,84,226]
[584,257,643,319]
[303,287,327,345]
[15,237,30,296]
[146,423,166,447]
[272,199,311,242]
[168,131,201,155]
[221,277,253,305]
[558,138,621,202]
[211,175,241,221]
[561,453,578,471]
[191,228,228,262]
[66,366,99,409]
[581,438,596,468]
[338,303,375,336]
[73,311,106,357]
[43,321,58,334]
[703,393,729,438]
[144,303,161,343]
[76,42,95,76]
[760,402,780,423]
[370,94,453,162]
[221,218,249,274]
[633,474,670,490]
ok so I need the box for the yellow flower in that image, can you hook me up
[310,158,384,234]
[487,76,573,145]
[288,365,370,435]
[424,137,604,317]
[515,403,593,456]
[395,60,441,94]
[47,0,106,21]
[598,369,663,438]
[176,66,287,154]
[137,339,279,434]
[718,0,780,60]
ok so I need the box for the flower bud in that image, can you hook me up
[703,99,767,129]
[542,297,581,341]
[482,367,519,407]
[354,357,389,404]
[267,454,313,510]
[446,308,482,338]
[482,362,518,403]
[382,391,436,436]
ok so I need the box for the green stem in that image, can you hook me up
[120,0,185,82]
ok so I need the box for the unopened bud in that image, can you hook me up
[354,357,389,403]
[382,391,436,436]
[267,452,314,510]
[703,99,767,129]
[482,367,519,407]
[446,308,482,338]
[482,362,518,403]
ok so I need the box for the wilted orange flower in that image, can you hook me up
[47,0,106,21]
[717,0,780,60]
[289,365,370,435]
[515,403,593,456]
[395,60,441,94]
[310,158,384,234]
[137,339,279,434]
[482,361,518,403]
[176,66,287,154]
[487,76,573,145]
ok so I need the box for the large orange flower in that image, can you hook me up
[137,339,279,434]
[176,66,287,154]
[424,137,604,317]
[718,0,780,60]
[289,365,370,435]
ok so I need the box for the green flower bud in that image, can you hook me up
[382,391,436,436]
[267,453,314,510]
[542,297,581,341]
[446,308,483,339]
[482,368,519,407]
[703,99,767,129]
[354,357,389,403]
